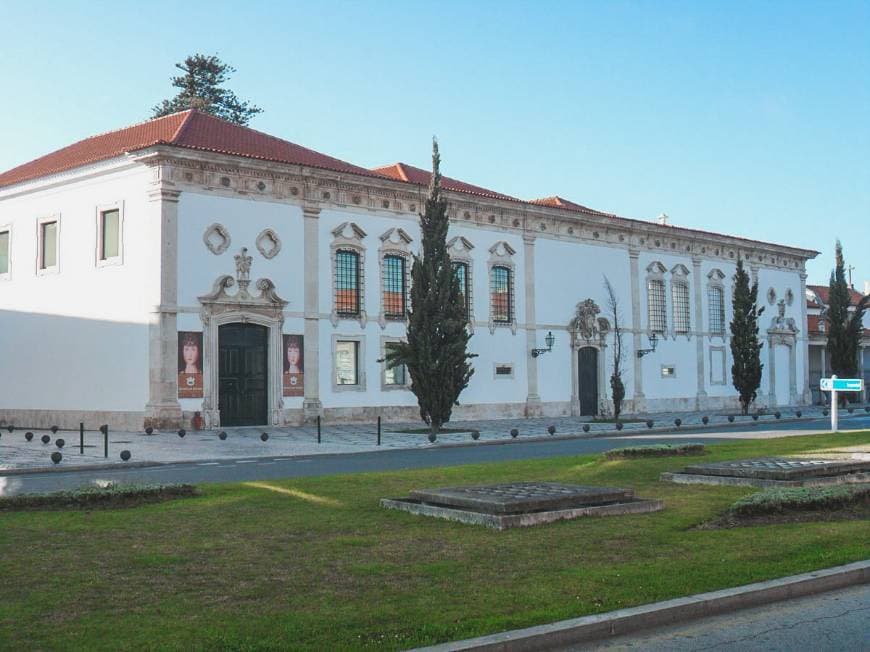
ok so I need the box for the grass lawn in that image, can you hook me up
[1,432,868,651]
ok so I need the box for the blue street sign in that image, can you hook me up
[820,378,864,392]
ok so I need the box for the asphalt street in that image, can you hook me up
[2,414,868,495]
[576,583,870,651]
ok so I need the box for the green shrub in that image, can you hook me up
[730,484,870,517]
[605,443,705,459]
[0,483,197,511]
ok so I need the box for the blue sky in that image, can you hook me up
[2,1,868,288]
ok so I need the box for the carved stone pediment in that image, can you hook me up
[569,299,610,346]
[199,248,287,322]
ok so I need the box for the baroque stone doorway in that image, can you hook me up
[578,347,599,416]
[218,323,268,426]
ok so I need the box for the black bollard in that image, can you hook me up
[120,450,131,462]
[377,416,381,446]
[100,424,109,458]
[317,415,321,444]
[80,422,84,455]
[51,452,62,464]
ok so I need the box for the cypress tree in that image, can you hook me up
[385,140,475,435]
[827,241,868,394]
[730,258,764,414]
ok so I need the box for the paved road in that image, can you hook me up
[1,415,868,496]
[574,583,870,651]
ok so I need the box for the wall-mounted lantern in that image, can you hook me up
[531,331,555,358]
[636,333,659,358]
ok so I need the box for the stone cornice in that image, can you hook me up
[129,146,818,273]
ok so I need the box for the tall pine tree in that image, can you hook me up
[730,258,764,414]
[152,54,262,125]
[385,140,475,436]
[826,241,868,392]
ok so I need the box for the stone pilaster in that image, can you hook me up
[799,272,811,404]
[523,233,541,415]
[629,249,644,409]
[692,257,706,408]
[144,181,182,430]
[302,205,323,421]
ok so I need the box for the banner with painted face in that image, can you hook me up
[282,334,304,397]
[178,331,204,398]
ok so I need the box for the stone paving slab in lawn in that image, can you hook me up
[0,405,866,473]
[682,456,870,481]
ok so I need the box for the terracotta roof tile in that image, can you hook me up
[806,284,866,307]
[0,110,377,188]
[371,162,518,202]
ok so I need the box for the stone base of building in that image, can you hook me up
[0,409,146,433]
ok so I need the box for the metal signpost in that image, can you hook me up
[819,375,865,432]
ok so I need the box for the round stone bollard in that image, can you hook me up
[774,411,781,419]
[471,430,480,440]
[646,419,654,429]
[50,425,59,434]
[6,426,13,433]
[674,418,682,427]
[145,427,154,435]
[120,450,131,462]
[796,410,802,417]
[219,431,228,440]
[823,409,829,416]
[547,425,556,435]
[41,434,51,444]
[582,424,590,433]
[51,452,62,464]
[865,406,870,413]
[56,438,65,448]
[702,416,709,425]
[178,429,186,438]
[615,422,623,431]
[260,432,269,442]
[752,414,759,421]
[427,432,437,443]
[25,431,34,441]
[847,407,854,414]
[510,428,519,438]
[728,415,735,423]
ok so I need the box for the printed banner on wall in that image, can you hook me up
[178,331,204,398]
[283,334,304,397]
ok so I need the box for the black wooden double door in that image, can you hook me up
[578,347,599,416]
[219,323,268,426]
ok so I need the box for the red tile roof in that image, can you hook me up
[371,162,518,201]
[809,314,870,339]
[530,195,612,217]
[807,284,866,307]
[0,110,377,188]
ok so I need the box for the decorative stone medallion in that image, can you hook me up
[256,228,282,259]
[203,223,231,255]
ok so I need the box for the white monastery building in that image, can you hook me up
[0,111,820,430]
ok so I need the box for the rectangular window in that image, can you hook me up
[661,365,676,378]
[40,220,58,270]
[672,282,690,333]
[335,250,360,316]
[100,209,120,261]
[647,279,666,332]
[335,340,359,385]
[384,342,407,386]
[494,364,514,378]
[491,265,512,323]
[0,230,9,275]
[453,261,470,317]
[383,254,406,319]
[708,286,725,335]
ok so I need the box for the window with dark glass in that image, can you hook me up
[335,250,360,315]
[383,254,406,319]
[0,230,9,275]
[491,265,512,323]
[335,340,359,385]
[40,221,58,269]
[708,286,725,335]
[672,281,690,333]
[647,279,666,332]
[100,209,120,260]
[384,342,406,386]
[452,261,470,317]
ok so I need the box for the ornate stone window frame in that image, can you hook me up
[0,222,12,281]
[203,223,231,255]
[645,261,668,337]
[447,236,475,332]
[670,263,691,338]
[197,250,288,428]
[707,269,727,339]
[709,345,727,385]
[95,200,124,268]
[488,240,517,334]
[378,227,413,328]
[568,299,611,417]
[255,228,282,259]
[332,334,366,392]
[766,299,799,406]
[36,214,61,276]
[380,336,410,391]
[330,222,367,328]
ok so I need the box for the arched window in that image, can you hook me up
[382,254,407,319]
[647,278,666,333]
[672,281,690,333]
[452,261,470,318]
[335,249,361,316]
[491,265,512,323]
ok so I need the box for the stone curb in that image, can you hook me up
[1,412,862,476]
[411,560,870,652]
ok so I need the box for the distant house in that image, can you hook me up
[805,284,870,403]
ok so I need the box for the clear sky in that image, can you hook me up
[2,1,868,288]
